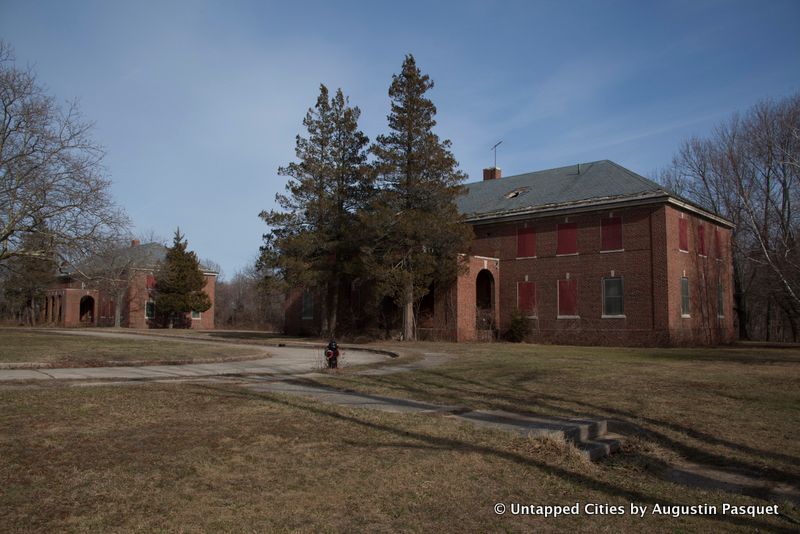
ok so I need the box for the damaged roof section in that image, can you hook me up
[456,159,732,226]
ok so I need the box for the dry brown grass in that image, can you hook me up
[311,342,800,517]
[1,381,797,533]
[0,330,262,366]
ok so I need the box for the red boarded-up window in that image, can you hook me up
[678,218,688,251]
[516,227,536,257]
[601,217,623,251]
[714,228,722,258]
[697,225,706,256]
[557,223,577,255]
[517,282,536,315]
[146,274,156,289]
[558,279,578,317]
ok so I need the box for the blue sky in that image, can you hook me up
[2,0,799,276]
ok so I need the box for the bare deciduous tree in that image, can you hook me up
[215,265,284,330]
[663,93,800,341]
[0,40,128,269]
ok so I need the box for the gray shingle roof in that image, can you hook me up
[63,242,217,276]
[457,160,672,222]
[118,243,218,272]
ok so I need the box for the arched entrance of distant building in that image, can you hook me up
[475,269,496,335]
[79,296,95,324]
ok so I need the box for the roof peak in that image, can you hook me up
[467,159,624,185]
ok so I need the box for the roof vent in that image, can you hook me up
[504,186,530,199]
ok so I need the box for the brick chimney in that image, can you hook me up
[131,239,140,247]
[483,167,502,181]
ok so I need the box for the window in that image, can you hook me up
[557,223,577,255]
[517,281,536,316]
[301,289,313,320]
[714,228,722,259]
[680,277,690,317]
[717,278,724,317]
[516,227,536,257]
[602,278,624,317]
[601,217,623,251]
[697,225,706,256]
[191,310,201,320]
[558,278,578,317]
[145,300,155,319]
[679,218,689,251]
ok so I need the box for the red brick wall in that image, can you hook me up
[454,255,500,341]
[190,274,216,329]
[466,206,664,344]
[45,288,99,327]
[279,202,735,346]
[126,270,151,329]
[664,205,735,345]
[126,270,217,330]
[462,203,734,346]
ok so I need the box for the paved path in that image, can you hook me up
[0,331,619,460]
[247,378,621,461]
[0,344,391,381]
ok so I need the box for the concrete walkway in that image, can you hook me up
[0,344,391,381]
[246,378,621,460]
[0,331,619,459]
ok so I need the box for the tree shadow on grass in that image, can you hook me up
[421,368,800,471]
[299,370,800,489]
[172,383,797,533]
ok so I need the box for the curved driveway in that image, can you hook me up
[0,339,393,382]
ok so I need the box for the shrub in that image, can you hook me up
[506,308,531,342]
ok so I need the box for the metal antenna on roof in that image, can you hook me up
[491,141,503,168]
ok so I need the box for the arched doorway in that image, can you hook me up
[475,269,495,332]
[79,296,95,324]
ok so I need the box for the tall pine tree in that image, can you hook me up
[259,85,371,335]
[367,55,471,340]
[154,229,211,328]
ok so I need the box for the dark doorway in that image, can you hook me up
[476,270,494,310]
[476,270,495,332]
[79,296,95,324]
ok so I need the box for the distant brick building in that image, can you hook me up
[285,160,735,346]
[43,240,217,330]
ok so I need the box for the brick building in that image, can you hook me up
[43,240,217,330]
[285,160,735,346]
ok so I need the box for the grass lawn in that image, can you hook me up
[315,343,800,482]
[0,330,264,366]
[1,341,798,532]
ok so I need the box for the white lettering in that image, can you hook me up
[630,502,648,518]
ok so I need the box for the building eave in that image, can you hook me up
[463,192,734,228]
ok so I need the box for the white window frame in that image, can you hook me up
[515,227,537,259]
[680,277,691,318]
[601,277,625,318]
[191,310,202,320]
[679,217,689,253]
[599,216,624,254]
[145,300,155,320]
[555,223,579,257]
[557,279,580,319]
[516,281,537,319]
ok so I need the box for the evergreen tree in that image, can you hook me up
[259,84,371,336]
[154,229,211,327]
[366,54,472,340]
